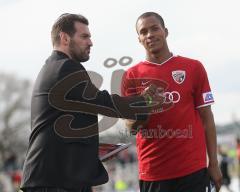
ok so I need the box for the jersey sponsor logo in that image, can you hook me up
[172,70,186,84]
[152,90,181,113]
[203,91,214,103]
[163,91,181,104]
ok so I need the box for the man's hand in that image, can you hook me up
[208,162,222,192]
[142,84,165,107]
[124,84,165,135]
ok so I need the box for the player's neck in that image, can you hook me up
[146,50,173,65]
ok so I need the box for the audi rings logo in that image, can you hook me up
[152,89,180,114]
[159,90,180,104]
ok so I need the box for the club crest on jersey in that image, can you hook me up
[203,92,214,103]
[172,70,186,84]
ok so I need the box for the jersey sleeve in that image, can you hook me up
[193,61,214,109]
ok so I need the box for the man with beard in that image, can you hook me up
[20,13,165,192]
[122,12,222,192]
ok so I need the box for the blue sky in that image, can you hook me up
[0,0,239,124]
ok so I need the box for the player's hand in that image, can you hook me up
[208,163,222,192]
[142,84,165,106]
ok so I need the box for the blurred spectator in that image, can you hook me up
[117,150,136,168]
[236,138,240,192]
[3,153,17,173]
[11,170,22,191]
[0,152,22,192]
[0,173,14,192]
[236,138,240,165]
[218,145,232,192]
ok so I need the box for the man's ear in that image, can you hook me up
[59,32,70,46]
[165,28,169,38]
[138,36,142,44]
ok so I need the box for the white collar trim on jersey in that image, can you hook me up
[144,53,176,66]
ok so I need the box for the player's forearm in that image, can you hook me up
[205,120,218,165]
[200,108,218,165]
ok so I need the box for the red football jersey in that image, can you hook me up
[121,55,214,181]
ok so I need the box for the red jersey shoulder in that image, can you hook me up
[174,56,210,85]
[175,56,202,66]
[175,56,205,74]
[126,61,146,73]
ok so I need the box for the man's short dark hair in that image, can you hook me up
[51,13,89,46]
[136,12,165,32]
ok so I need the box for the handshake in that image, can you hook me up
[125,84,166,134]
[141,84,166,107]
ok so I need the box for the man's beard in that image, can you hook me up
[69,39,90,62]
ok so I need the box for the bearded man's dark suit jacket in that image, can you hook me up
[20,50,148,190]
